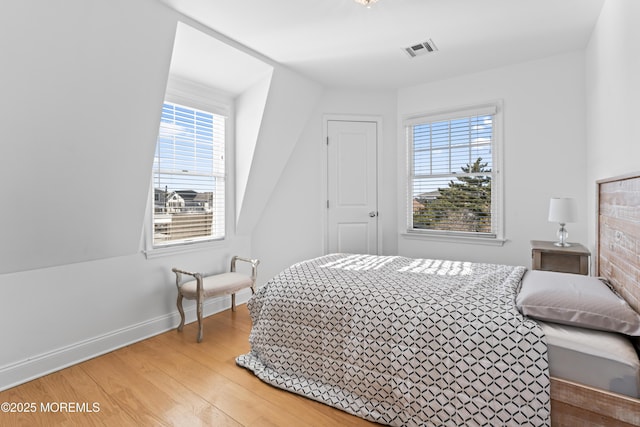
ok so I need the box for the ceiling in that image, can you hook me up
[161,0,605,91]
[169,22,274,97]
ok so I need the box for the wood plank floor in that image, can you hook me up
[0,306,380,426]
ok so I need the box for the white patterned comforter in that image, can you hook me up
[236,254,550,426]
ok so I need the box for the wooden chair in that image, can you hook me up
[172,256,259,342]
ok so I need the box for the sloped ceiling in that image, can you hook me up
[235,67,322,235]
[160,0,605,89]
[1,0,177,273]
[160,0,605,238]
[169,21,273,97]
[164,18,322,237]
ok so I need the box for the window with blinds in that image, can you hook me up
[406,104,499,238]
[152,102,225,246]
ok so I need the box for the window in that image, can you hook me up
[406,103,501,240]
[152,101,225,247]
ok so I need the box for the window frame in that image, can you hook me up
[402,101,505,245]
[144,77,232,258]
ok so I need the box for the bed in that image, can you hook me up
[547,173,640,426]
[237,172,640,426]
[238,254,549,426]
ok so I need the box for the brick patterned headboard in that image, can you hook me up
[597,173,640,312]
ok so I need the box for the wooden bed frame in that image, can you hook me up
[549,172,640,426]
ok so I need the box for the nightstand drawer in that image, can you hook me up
[530,240,590,275]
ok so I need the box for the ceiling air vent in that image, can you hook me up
[404,39,438,58]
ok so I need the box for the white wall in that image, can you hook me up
[0,0,313,390]
[585,0,640,255]
[2,0,623,392]
[235,72,273,226]
[397,52,588,267]
[236,67,324,236]
[0,0,175,273]
[251,89,398,284]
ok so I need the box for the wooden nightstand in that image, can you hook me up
[530,240,590,275]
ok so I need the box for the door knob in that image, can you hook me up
[369,211,378,217]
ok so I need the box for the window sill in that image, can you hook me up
[143,238,226,259]
[401,232,506,246]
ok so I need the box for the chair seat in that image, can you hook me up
[173,255,259,342]
[180,272,253,299]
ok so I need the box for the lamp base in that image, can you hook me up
[554,241,572,247]
[554,223,570,247]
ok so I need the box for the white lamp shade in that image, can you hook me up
[548,197,577,223]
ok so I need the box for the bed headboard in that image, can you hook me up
[597,172,640,313]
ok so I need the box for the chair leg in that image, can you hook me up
[231,293,236,312]
[196,296,204,343]
[177,294,185,332]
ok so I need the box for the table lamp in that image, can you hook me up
[548,197,577,247]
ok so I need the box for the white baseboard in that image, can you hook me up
[0,294,249,392]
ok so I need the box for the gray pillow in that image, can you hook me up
[516,270,640,336]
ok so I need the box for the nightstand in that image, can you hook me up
[530,240,590,275]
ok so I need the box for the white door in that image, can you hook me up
[327,120,378,254]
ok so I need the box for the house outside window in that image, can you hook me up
[151,101,226,247]
[405,102,502,241]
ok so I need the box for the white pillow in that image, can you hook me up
[516,270,640,336]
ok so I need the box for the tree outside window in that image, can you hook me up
[407,107,499,239]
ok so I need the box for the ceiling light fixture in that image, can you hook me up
[354,0,378,8]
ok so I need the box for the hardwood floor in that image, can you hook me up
[0,306,380,426]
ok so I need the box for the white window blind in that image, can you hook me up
[407,106,498,237]
[152,102,225,246]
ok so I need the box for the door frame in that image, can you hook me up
[321,114,383,255]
